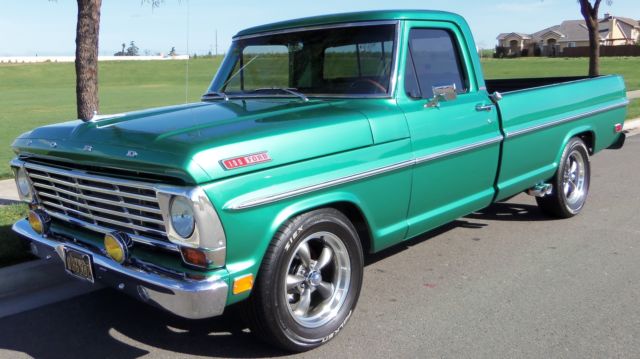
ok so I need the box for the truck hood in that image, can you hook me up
[12,99,373,184]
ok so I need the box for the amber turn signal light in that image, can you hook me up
[28,210,50,235]
[233,274,254,295]
[180,247,209,268]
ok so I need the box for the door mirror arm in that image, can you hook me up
[425,84,457,109]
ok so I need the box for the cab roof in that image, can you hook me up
[234,10,465,38]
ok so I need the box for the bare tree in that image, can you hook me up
[72,0,164,120]
[578,0,612,77]
[75,0,102,121]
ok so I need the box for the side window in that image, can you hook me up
[405,28,468,99]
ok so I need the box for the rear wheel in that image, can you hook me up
[245,208,363,352]
[536,138,590,218]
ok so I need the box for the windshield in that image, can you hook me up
[208,23,397,98]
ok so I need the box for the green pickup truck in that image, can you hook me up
[10,10,628,351]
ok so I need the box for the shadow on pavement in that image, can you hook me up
[366,200,549,265]
[466,202,553,222]
[0,200,550,358]
[0,289,284,358]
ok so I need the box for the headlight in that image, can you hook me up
[156,186,226,267]
[16,167,33,201]
[170,196,195,238]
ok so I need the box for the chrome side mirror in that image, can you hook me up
[425,84,457,108]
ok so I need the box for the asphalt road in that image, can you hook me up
[1,136,639,359]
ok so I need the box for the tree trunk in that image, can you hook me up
[75,0,102,121]
[585,18,600,77]
[579,0,602,77]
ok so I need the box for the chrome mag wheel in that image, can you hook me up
[563,150,587,207]
[284,231,351,328]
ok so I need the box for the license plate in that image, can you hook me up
[64,248,94,283]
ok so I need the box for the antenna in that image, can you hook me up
[185,0,190,103]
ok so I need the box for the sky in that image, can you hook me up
[0,0,639,56]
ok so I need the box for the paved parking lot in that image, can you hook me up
[0,136,639,358]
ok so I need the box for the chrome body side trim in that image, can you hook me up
[228,159,415,210]
[13,219,229,320]
[414,136,503,165]
[505,100,629,139]
[228,135,504,210]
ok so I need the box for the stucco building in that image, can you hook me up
[497,14,640,57]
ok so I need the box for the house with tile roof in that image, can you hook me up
[497,14,640,57]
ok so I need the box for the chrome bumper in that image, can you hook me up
[12,219,229,319]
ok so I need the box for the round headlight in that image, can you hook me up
[170,196,195,238]
[16,168,32,200]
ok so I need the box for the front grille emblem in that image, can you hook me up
[83,145,93,152]
[126,150,138,158]
[49,141,57,148]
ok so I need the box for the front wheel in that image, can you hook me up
[245,208,364,352]
[536,137,591,218]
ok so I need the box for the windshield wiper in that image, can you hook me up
[249,87,309,102]
[201,91,229,101]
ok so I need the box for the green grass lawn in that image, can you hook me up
[0,57,223,179]
[628,99,640,120]
[0,56,638,180]
[0,203,32,267]
[481,57,640,92]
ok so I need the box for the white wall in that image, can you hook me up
[0,55,190,63]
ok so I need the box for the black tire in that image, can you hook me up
[245,208,364,352]
[536,137,591,218]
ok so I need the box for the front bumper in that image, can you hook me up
[12,219,229,319]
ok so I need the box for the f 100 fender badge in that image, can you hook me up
[220,151,271,170]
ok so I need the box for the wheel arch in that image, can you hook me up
[554,126,595,166]
[268,193,374,256]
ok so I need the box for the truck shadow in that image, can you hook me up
[366,201,552,266]
[0,288,285,358]
[466,202,555,223]
[0,201,552,358]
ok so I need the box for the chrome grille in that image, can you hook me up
[24,162,175,249]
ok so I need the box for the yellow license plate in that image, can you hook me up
[64,248,94,283]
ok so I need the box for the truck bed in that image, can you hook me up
[486,76,590,93]
[490,74,628,201]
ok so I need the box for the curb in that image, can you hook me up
[623,118,640,137]
[0,178,19,203]
[0,258,102,319]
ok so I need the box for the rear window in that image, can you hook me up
[324,41,394,80]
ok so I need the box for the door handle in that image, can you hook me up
[475,104,493,112]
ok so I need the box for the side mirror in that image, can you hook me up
[425,84,457,108]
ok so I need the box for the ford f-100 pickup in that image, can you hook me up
[10,10,628,351]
